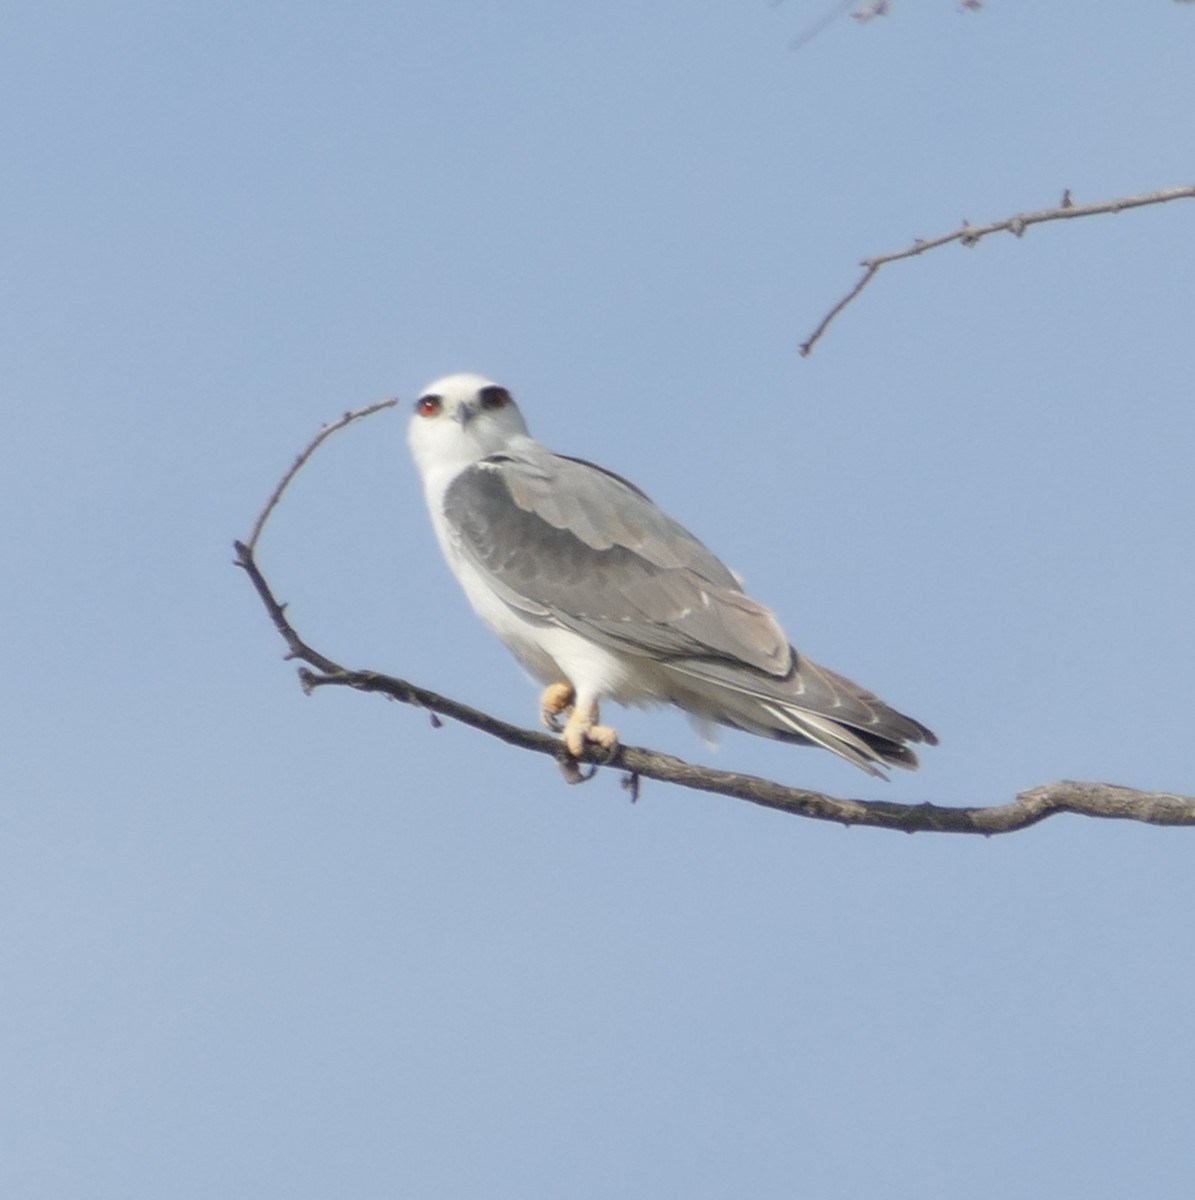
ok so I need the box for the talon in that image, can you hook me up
[561,700,620,761]
[539,680,575,731]
[586,724,619,761]
[555,755,598,786]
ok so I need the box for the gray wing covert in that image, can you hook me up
[442,449,792,676]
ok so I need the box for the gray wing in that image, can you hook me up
[442,446,794,676]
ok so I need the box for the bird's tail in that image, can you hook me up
[666,650,937,777]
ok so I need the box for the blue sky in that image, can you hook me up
[2,3,1194,1197]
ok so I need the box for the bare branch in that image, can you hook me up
[782,0,983,52]
[243,397,400,554]
[786,0,857,52]
[235,404,1195,835]
[800,184,1195,356]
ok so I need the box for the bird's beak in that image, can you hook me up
[453,403,474,429]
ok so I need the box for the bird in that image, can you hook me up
[407,373,936,776]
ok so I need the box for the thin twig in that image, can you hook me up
[243,397,400,553]
[234,402,1195,835]
[785,0,857,52]
[800,184,1195,356]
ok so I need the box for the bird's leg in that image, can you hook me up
[561,697,619,760]
[539,680,575,731]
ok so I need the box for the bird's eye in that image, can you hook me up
[478,385,511,411]
[415,395,442,418]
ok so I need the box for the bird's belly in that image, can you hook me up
[450,551,666,706]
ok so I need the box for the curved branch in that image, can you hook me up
[243,397,400,554]
[234,401,1195,835]
[800,184,1195,356]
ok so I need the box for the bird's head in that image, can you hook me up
[407,372,531,479]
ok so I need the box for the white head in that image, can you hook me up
[407,372,531,481]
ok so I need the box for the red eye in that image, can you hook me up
[415,395,442,418]
[479,385,510,411]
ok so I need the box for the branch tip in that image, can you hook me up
[800,183,1195,355]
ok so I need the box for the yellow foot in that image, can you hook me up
[561,702,620,760]
[539,681,576,731]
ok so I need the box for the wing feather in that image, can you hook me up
[442,450,791,675]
